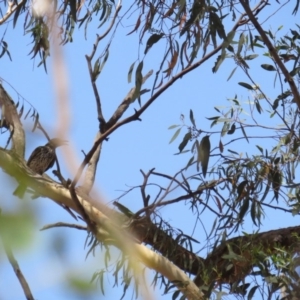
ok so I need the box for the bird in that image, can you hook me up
[13,138,67,198]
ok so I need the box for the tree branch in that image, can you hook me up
[85,2,122,128]
[0,84,25,156]
[82,131,102,193]
[0,0,26,25]
[1,148,204,299]
[239,0,300,108]
[0,228,34,300]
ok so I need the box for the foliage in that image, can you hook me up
[1,0,300,300]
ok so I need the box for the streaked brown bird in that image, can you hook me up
[13,138,67,198]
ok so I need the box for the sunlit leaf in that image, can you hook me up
[227,66,237,81]
[169,128,181,144]
[168,124,180,129]
[221,122,230,137]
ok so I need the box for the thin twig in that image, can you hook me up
[85,2,122,127]
[2,242,34,300]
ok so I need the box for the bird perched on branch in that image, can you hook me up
[13,138,67,198]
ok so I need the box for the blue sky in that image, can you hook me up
[0,1,300,299]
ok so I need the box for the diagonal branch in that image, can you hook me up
[0,0,26,25]
[0,149,204,300]
[0,224,34,300]
[239,0,300,108]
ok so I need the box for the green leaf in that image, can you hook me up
[130,61,144,102]
[212,49,226,73]
[237,180,248,198]
[144,33,164,54]
[227,123,236,135]
[189,109,196,126]
[248,285,258,299]
[261,64,276,71]
[289,66,300,77]
[227,66,237,81]
[255,100,262,114]
[237,33,245,55]
[238,82,253,90]
[239,198,249,220]
[32,113,39,132]
[13,1,25,28]
[198,136,211,178]
[127,62,135,83]
[221,122,230,137]
[206,116,220,120]
[256,145,263,154]
[244,54,258,60]
[222,30,235,49]
[169,128,181,144]
[172,290,181,300]
[250,201,257,226]
[178,132,192,152]
[92,58,101,81]
[135,60,144,89]
[168,124,180,129]
[240,124,249,143]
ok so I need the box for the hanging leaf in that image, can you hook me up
[237,33,245,55]
[227,123,236,135]
[198,136,211,178]
[221,122,230,137]
[250,200,258,226]
[239,198,249,220]
[169,128,181,144]
[237,180,248,200]
[127,62,135,83]
[32,113,39,132]
[135,60,144,90]
[130,61,144,102]
[256,145,263,154]
[227,66,237,81]
[212,49,226,73]
[271,168,282,201]
[240,124,249,143]
[127,15,141,35]
[189,109,196,126]
[219,140,224,153]
[255,100,262,114]
[178,132,192,152]
[144,33,164,54]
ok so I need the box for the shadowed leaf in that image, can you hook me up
[198,136,211,178]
